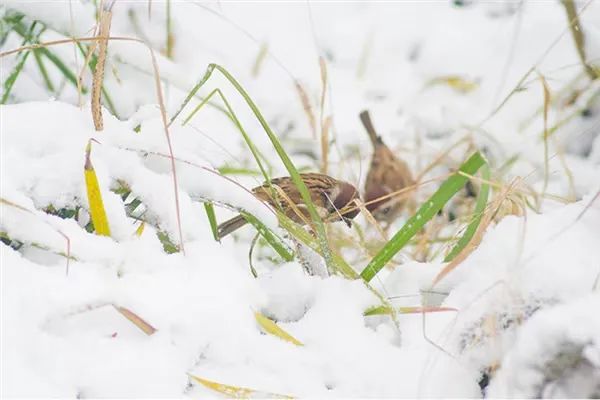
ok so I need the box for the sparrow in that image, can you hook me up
[217,173,360,239]
[360,110,415,224]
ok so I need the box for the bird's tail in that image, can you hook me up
[217,215,248,239]
[359,110,383,147]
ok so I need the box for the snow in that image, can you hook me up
[2,1,600,398]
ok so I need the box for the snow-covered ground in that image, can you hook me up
[1,1,600,398]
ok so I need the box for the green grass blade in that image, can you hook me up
[182,87,272,181]
[203,202,219,242]
[37,47,86,94]
[32,49,55,92]
[1,49,31,104]
[101,86,118,118]
[242,212,294,262]
[217,166,262,176]
[444,163,490,262]
[360,151,486,282]
[363,305,457,316]
[157,231,179,254]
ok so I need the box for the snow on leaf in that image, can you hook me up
[254,311,303,346]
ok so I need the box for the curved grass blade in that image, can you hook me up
[242,212,293,262]
[360,152,486,282]
[1,49,30,104]
[182,87,272,182]
[254,311,303,346]
[37,47,86,93]
[84,141,111,236]
[32,49,55,92]
[189,374,294,399]
[444,163,490,262]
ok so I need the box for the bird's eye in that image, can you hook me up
[382,207,391,215]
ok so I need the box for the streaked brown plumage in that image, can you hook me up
[217,173,360,239]
[360,110,414,223]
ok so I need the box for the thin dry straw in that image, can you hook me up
[295,81,317,139]
[561,0,599,80]
[479,0,594,127]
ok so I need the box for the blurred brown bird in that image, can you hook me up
[217,173,360,239]
[360,110,415,224]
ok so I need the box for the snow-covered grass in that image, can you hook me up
[1,1,600,398]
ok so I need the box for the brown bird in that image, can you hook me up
[217,173,360,239]
[360,110,415,224]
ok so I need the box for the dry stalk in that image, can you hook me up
[318,56,327,123]
[294,80,317,139]
[561,0,599,80]
[320,115,331,174]
[271,185,313,228]
[113,304,157,335]
[91,2,114,131]
[537,72,551,196]
[356,199,388,241]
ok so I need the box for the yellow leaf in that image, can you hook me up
[189,374,293,399]
[134,221,145,237]
[254,312,303,346]
[84,141,111,236]
[425,75,479,93]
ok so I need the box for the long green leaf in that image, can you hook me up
[203,202,219,242]
[172,64,337,273]
[182,87,272,183]
[32,49,55,92]
[363,305,457,316]
[1,49,31,103]
[37,47,86,94]
[444,163,490,262]
[360,152,486,282]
